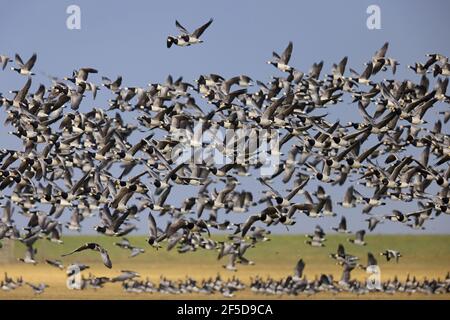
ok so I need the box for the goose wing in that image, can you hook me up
[294,258,305,278]
[62,243,93,256]
[241,214,261,237]
[280,41,293,65]
[192,18,213,38]
[24,53,37,71]
[99,247,112,269]
[175,20,189,34]
[148,212,158,238]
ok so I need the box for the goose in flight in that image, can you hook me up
[111,270,140,282]
[329,244,359,266]
[347,230,366,246]
[62,243,112,269]
[381,249,402,262]
[293,258,305,280]
[45,259,64,270]
[114,238,145,258]
[11,53,37,75]
[366,252,378,268]
[66,263,90,277]
[25,282,48,294]
[332,216,351,233]
[0,55,12,70]
[146,212,162,249]
[18,244,37,265]
[167,18,213,48]
[267,41,293,73]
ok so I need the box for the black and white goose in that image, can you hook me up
[347,230,366,246]
[45,259,64,270]
[329,244,359,266]
[332,216,351,233]
[11,53,37,75]
[25,282,48,294]
[167,18,213,48]
[293,258,305,281]
[380,249,402,262]
[267,41,294,73]
[62,242,112,269]
[0,55,12,70]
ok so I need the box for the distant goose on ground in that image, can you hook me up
[62,243,112,269]
[347,230,366,246]
[167,18,213,48]
[11,53,37,75]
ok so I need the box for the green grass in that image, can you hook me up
[1,234,450,299]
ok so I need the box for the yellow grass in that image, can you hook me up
[1,234,449,299]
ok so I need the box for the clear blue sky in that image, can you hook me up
[1,0,449,234]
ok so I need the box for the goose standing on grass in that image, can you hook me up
[167,18,213,48]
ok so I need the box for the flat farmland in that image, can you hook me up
[1,235,449,299]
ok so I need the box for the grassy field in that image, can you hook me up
[1,234,449,299]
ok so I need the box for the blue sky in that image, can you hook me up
[1,0,450,234]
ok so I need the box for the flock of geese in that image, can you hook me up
[2,258,450,297]
[0,18,450,297]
